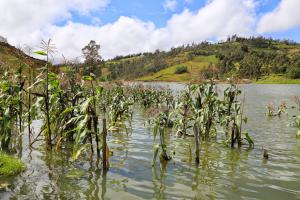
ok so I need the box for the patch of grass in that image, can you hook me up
[137,55,219,82]
[0,152,26,176]
[193,55,218,63]
[256,74,300,84]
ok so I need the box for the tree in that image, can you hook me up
[82,40,103,76]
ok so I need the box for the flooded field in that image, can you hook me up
[1,83,300,200]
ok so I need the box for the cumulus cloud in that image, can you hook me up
[257,0,300,33]
[163,0,178,12]
[0,0,110,44]
[0,0,258,61]
[48,17,158,60]
[47,0,256,60]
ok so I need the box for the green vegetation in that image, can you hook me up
[0,46,255,168]
[175,66,188,74]
[138,55,218,82]
[105,36,300,83]
[0,152,25,176]
[256,74,300,84]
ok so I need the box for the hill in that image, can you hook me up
[0,41,45,74]
[1,36,300,84]
[105,36,300,83]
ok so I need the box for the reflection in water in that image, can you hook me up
[101,171,107,200]
[1,84,300,199]
[152,163,167,199]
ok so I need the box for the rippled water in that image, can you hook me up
[1,83,300,200]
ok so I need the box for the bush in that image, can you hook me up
[175,66,188,74]
[289,67,300,79]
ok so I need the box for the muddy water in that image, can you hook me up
[1,83,300,200]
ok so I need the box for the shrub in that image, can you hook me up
[175,66,188,74]
[289,67,300,79]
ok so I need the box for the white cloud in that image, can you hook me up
[0,0,258,61]
[48,17,158,60]
[0,0,110,43]
[257,0,300,33]
[163,0,178,12]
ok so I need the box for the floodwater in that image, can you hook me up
[1,83,300,200]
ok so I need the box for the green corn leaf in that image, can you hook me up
[34,51,47,56]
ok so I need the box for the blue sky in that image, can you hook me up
[69,0,300,42]
[1,0,300,59]
[71,0,206,27]
[72,0,282,28]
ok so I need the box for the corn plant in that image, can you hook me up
[31,39,56,148]
[152,113,172,166]
[220,84,254,148]
[292,96,300,111]
[0,71,18,149]
[174,86,193,137]
[266,101,287,117]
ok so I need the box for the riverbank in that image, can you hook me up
[256,74,300,84]
[137,73,300,84]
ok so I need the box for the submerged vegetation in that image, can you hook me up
[0,38,300,199]
[0,39,254,169]
[1,38,298,170]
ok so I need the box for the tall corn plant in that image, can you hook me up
[189,82,219,163]
[174,86,193,137]
[0,71,18,149]
[72,74,104,159]
[33,39,56,148]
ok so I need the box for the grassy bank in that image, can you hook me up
[0,152,25,176]
[256,74,300,84]
[138,67,300,84]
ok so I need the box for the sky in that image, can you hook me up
[1,0,300,61]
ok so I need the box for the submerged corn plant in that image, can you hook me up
[294,116,300,138]
[220,84,254,148]
[266,101,287,117]
[100,86,133,132]
[174,86,193,137]
[152,113,172,166]
[292,96,300,111]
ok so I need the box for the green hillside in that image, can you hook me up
[0,42,45,73]
[106,36,300,83]
[1,36,300,84]
[138,55,218,82]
